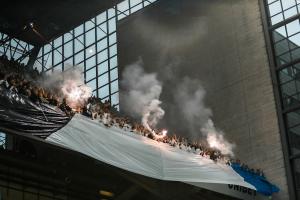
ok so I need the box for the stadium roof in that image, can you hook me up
[0,0,122,46]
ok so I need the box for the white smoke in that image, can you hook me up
[174,77,235,156]
[142,99,165,131]
[202,119,235,156]
[121,60,164,131]
[174,77,212,134]
[39,68,92,110]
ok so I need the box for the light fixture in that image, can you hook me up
[99,190,114,197]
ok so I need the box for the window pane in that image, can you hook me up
[277,51,292,65]
[75,36,84,53]
[98,61,108,74]
[64,41,73,58]
[144,1,150,6]
[97,23,107,39]
[118,12,128,20]
[275,39,289,56]
[109,33,117,45]
[75,51,84,65]
[284,7,298,19]
[268,1,282,16]
[108,18,116,33]
[54,37,62,48]
[111,80,119,93]
[64,57,73,70]
[291,48,300,61]
[118,1,129,12]
[86,44,96,57]
[21,56,29,65]
[289,33,300,46]
[131,3,143,13]
[85,28,96,46]
[110,56,118,69]
[44,44,52,54]
[286,110,300,128]
[97,38,108,52]
[74,25,84,36]
[86,67,96,81]
[97,12,107,24]
[286,20,300,36]
[271,13,284,25]
[64,32,73,43]
[98,72,109,87]
[282,0,297,10]
[108,8,115,19]
[273,26,287,42]
[111,92,119,106]
[85,19,95,31]
[279,67,294,84]
[110,68,118,81]
[109,44,117,56]
[281,80,297,97]
[45,52,52,68]
[97,49,108,63]
[130,0,142,6]
[53,48,62,65]
[86,79,97,92]
[99,85,109,99]
[86,56,96,70]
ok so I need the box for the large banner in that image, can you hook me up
[0,86,70,137]
[0,85,276,199]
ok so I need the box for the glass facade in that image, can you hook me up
[0,33,34,65]
[268,0,300,25]
[265,0,300,199]
[34,0,158,109]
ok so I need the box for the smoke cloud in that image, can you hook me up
[39,68,91,110]
[120,60,164,131]
[173,77,235,156]
[202,119,235,156]
[120,60,234,156]
[173,77,212,134]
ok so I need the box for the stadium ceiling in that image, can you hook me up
[0,0,122,46]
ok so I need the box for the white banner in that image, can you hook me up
[47,114,256,194]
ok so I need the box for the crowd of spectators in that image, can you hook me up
[0,56,265,178]
[0,55,73,116]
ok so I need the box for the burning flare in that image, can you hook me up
[61,80,92,110]
[142,99,165,132]
[152,129,168,139]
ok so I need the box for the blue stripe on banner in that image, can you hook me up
[231,163,280,196]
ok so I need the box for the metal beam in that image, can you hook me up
[0,36,11,46]
[270,13,300,31]
[27,46,41,69]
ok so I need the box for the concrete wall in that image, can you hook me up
[117,0,289,199]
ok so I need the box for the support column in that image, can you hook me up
[27,46,41,70]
